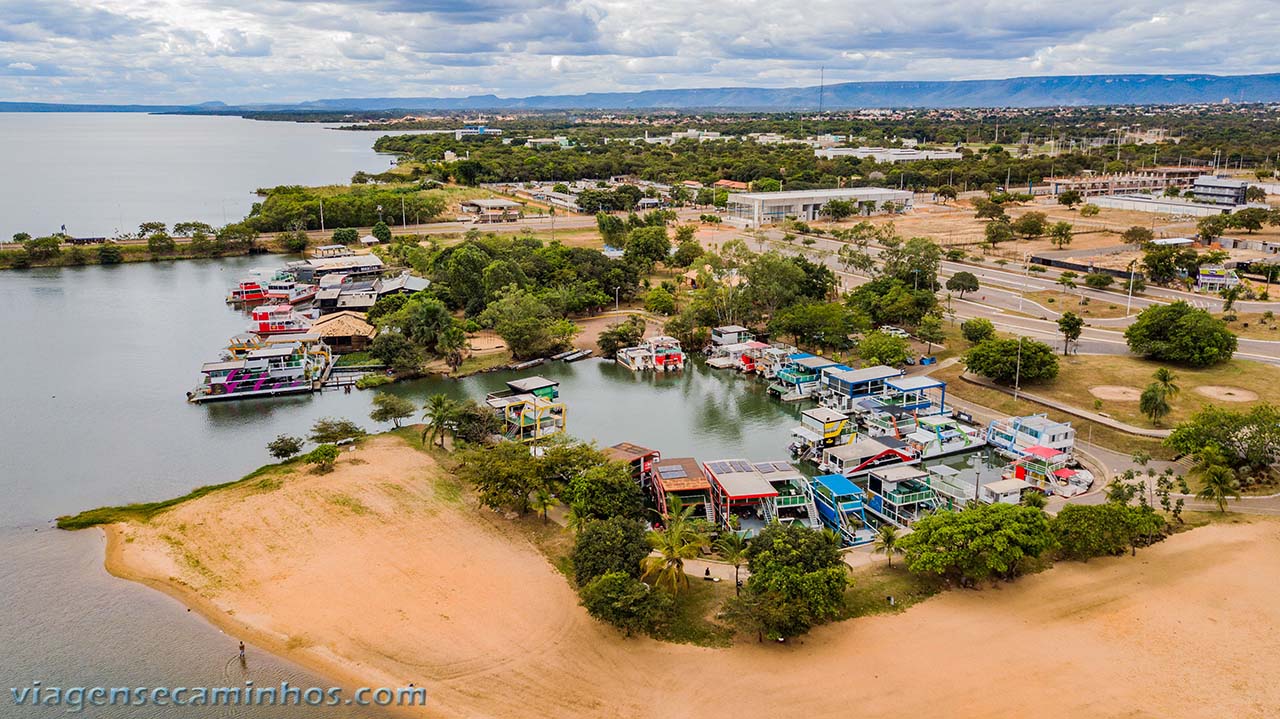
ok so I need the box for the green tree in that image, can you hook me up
[963,338,1059,385]
[973,198,1007,221]
[743,523,848,638]
[858,330,910,366]
[1079,203,1100,217]
[309,417,366,444]
[267,434,304,460]
[1192,445,1242,512]
[714,532,748,595]
[1139,383,1172,425]
[823,198,856,220]
[1052,504,1164,561]
[1057,190,1083,209]
[1197,214,1229,242]
[1056,311,1084,355]
[421,393,460,447]
[597,315,646,359]
[1124,302,1237,367]
[1048,221,1073,249]
[1228,207,1269,233]
[1152,367,1180,398]
[916,314,945,355]
[945,271,979,298]
[596,212,627,245]
[960,317,995,344]
[623,225,671,269]
[146,232,175,255]
[568,463,645,523]
[1011,211,1047,239]
[644,286,676,315]
[332,227,359,245]
[984,219,1014,247]
[1083,272,1114,289]
[937,185,958,203]
[305,444,341,473]
[369,392,416,428]
[579,571,673,637]
[1166,404,1280,477]
[901,503,1055,584]
[670,238,702,268]
[1120,226,1154,246]
[371,221,392,243]
[572,517,650,586]
[640,498,709,594]
[873,523,903,567]
[369,332,422,372]
[479,285,578,360]
[97,243,123,265]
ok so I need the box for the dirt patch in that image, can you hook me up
[1194,385,1260,402]
[466,330,508,353]
[1089,385,1142,401]
[573,312,661,352]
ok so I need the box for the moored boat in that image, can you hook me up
[188,338,331,403]
[249,304,313,335]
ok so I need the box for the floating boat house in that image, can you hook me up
[807,474,874,547]
[314,272,431,315]
[189,339,331,403]
[651,457,714,522]
[865,465,940,528]
[707,341,764,370]
[484,376,566,443]
[249,304,313,335]
[901,415,986,459]
[285,254,386,283]
[616,336,687,372]
[710,324,753,347]
[603,442,661,484]
[819,436,918,478]
[735,342,772,373]
[1008,445,1072,491]
[755,460,821,530]
[987,414,1075,459]
[980,477,1032,505]
[704,459,778,537]
[789,407,855,463]
[752,345,795,378]
[818,365,903,413]
[769,354,844,402]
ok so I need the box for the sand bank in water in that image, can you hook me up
[105,436,1280,718]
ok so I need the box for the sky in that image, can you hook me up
[0,0,1276,104]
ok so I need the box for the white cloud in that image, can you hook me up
[0,0,1275,103]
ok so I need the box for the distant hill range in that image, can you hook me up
[6,73,1280,113]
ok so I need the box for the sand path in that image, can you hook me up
[106,438,1280,718]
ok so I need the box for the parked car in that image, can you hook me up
[880,326,911,339]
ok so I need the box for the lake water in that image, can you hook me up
[0,113,397,241]
[0,256,808,717]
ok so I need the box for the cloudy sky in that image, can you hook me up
[0,0,1275,104]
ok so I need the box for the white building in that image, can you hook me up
[980,478,1032,505]
[986,414,1075,460]
[1089,194,1242,217]
[725,187,913,227]
[1191,176,1249,206]
[815,147,962,163]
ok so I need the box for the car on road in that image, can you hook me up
[879,326,911,339]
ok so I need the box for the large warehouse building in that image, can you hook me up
[725,187,913,227]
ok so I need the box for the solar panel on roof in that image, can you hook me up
[708,462,730,474]
[773,462,794,472]
[731,460,752,473]
[756,464,775,474]
[658,466,687,479]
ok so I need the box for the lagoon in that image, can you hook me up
[0,256,810,717]
[0,113,396,241]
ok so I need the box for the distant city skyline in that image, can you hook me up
[1,0,1276,104]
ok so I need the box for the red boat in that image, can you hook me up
[249,304,313,335]
[227,279,268,304]
[264,278,319,305]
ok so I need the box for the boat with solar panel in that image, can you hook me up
[702,459,820,537]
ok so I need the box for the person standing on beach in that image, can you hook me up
[239,641,246,660]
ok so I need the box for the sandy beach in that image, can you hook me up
[104,435,1280,718]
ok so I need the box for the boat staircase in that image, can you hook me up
[703,501,716,523]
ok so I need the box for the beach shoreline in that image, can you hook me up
[92,435,1280,718]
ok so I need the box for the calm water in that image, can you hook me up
[0,257,804,717]
[0,113,396,240]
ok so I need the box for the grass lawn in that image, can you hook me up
[659,579,736,648]
[840,561,946,620]
[334,351,382,367]
[930,361,1172,458]
[454,349,512,376]
[1024,290,1132,319]
[1219,312,1280,339]
[1032,355,1280,429]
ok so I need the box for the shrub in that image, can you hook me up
[267,435,304,460]
[1124,302,1237,367]
[579,571,673,637]
[572,517,649,586]
[305,444,341,473]
[963,338,1059,384]
[960,317,995,344]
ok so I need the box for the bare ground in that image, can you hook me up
[105,438,1280,718]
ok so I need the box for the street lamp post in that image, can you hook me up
[1126,260,1137,316]
[1013,336,1024,402]
[613,286,620,311]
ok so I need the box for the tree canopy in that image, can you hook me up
[1124,302,1237,367]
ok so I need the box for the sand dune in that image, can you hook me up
[106,436,1280,718]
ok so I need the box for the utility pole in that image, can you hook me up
[401,197,406,227]
[613,286,620,311]
[1126,260,1137,316]
[1013,336,1024,401]
[319,199,325,232]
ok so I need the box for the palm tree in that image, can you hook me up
[1020,491,1048,510]
[529,485,555,524]
[1152,368,1180,399]
[873,524,903,567]
[1139,383,1171,426]
[421,394,459,447]
[641,499,709,595]
[714,532,748,595]
[1193,445,1241,513]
